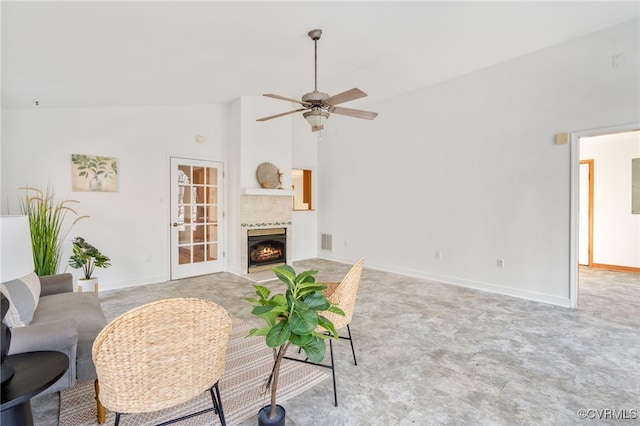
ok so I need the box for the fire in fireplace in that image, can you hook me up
[247,228,286,272]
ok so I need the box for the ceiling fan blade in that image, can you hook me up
[328,106,378,120]
[263,94,311,107]
[323,88,368,106]
[256,108,307,122]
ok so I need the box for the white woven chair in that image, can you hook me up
[92,298,232,425]
[286,257,364,407]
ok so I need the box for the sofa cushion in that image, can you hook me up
[1,271,40,327]
[34,291,107,382]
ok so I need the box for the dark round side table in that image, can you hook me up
[1,351,69,426]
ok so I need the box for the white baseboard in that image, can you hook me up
[93,274,168,292]
[318,254,572,308]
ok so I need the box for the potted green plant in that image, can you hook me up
[245,264,344,426]
[68,237,111,292]
[18,184,87,276]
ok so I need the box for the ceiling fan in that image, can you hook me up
[257,29,378,132]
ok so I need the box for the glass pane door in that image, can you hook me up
[171,157,223,279]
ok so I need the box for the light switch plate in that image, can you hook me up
[556,133,569,145]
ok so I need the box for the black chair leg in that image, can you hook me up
[346,324,358,366]
[283,326,358,407]
[329,339,338,407]
[210,382,226,426]
[114,412,121,426]
[209,388,219,414]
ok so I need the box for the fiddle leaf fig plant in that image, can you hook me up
[245,265,344,421]
[68,237,111,279]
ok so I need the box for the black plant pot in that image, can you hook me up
[258,404,285,426]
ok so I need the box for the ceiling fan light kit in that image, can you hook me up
[303,107,329,131]
[257,29,378,133]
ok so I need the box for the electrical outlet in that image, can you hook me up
[497,259,505,268]
[435,250,442,260]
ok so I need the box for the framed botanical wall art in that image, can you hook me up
[71,154,118,192]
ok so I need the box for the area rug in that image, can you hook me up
[59,317,328,425]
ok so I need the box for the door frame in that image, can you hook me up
[578,159,594,267]
[569,122,640,308]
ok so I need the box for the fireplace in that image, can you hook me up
[247,228,286,273]
[239,194,293,275]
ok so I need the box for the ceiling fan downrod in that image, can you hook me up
[308,29,322,92]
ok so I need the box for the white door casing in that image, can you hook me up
[578,161,592,266]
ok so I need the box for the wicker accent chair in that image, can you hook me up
[286,257,364,407]
[92,298,232,425]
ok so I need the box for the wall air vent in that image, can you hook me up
[321,233,333,251]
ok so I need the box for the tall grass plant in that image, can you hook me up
[18,185,87,276]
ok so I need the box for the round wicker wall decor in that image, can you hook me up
[256,162,280,189]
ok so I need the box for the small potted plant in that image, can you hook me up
[245,264,344,426]
[68,237,111,292]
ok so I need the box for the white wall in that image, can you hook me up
[1,105,228,289]
[580,131,640,268]
[236,96,293,190]
[226,98,242,274]
[317,20,640,306]
[291,116,318,261]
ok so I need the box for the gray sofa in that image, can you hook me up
[7,273,107,395]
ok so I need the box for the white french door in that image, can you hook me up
[170,157,224,279]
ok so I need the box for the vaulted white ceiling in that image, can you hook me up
[2,1,638,109]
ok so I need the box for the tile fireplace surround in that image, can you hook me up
[240,194,293,273]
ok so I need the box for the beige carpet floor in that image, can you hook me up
[58,317,328,425]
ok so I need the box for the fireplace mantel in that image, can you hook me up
[242,188,295,196]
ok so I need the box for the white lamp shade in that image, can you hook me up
[303,108,329,128]
[1,216,35,282]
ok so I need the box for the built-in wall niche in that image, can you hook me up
[292,168,312,210]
